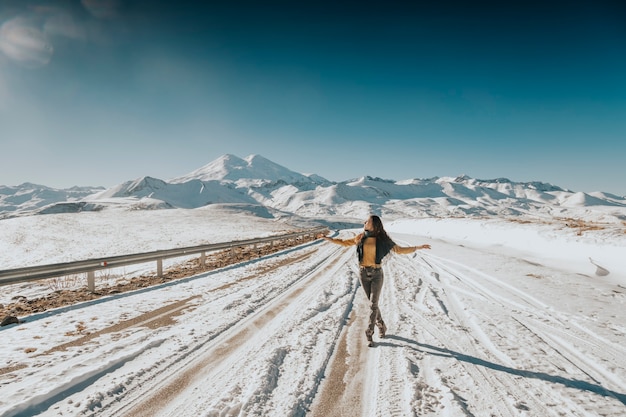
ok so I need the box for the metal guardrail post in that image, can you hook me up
[87,271,95,293]
[157,259,163,277]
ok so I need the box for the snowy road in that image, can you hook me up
[2,235,625,416]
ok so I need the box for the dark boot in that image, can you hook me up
[377,320,387,338]
[365,328,375,347]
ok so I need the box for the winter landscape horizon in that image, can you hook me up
[2,153,625,220]
[3,0,625,413]
[1,153,625,416]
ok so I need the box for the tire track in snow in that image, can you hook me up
[373,253,577,416]
[308,307,369,417]
[425,252,626,400]
[0,296,198,379]
[117,245,358,417]
[370,256,438,417]
[8,243,338,417]
[511,316,626,407]
[414,250,626,415]
[390,255,513,417]
[417,259,562,415]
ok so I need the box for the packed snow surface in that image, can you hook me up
[1,206,625,417]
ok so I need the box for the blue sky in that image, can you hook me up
[1,0,625,195]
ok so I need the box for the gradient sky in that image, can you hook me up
[1,0,625,195]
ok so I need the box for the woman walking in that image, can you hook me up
[318,215,431,347]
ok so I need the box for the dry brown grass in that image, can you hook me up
[562,218,605,235]
[508,218,533,224]
[507,216,609,235]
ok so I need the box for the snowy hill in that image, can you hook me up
[88,176,258,209]
[0,183,104,218]
[1,154,625,224]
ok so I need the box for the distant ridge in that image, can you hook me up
[0,183,104,216]
[1,154,625,223]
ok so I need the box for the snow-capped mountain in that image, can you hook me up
[169,154,330,188]
[87,176,258,209]
[1,154,625,223]
[0,183,104,217]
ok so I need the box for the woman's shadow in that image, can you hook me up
[380,334,626,407]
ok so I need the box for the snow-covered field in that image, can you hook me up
[1,207,625,416]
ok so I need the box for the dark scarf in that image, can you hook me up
[357,231,395,264]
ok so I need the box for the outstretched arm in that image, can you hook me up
[317,233,361,247]
[392,243,431,254]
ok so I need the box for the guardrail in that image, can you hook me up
[0,227,327,291]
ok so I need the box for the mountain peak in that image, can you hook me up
[244,154,269,164]
[169,154,245,183]
[169,154,324,185]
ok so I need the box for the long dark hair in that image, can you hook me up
[365,215,396,255]
[369,215,391,240]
